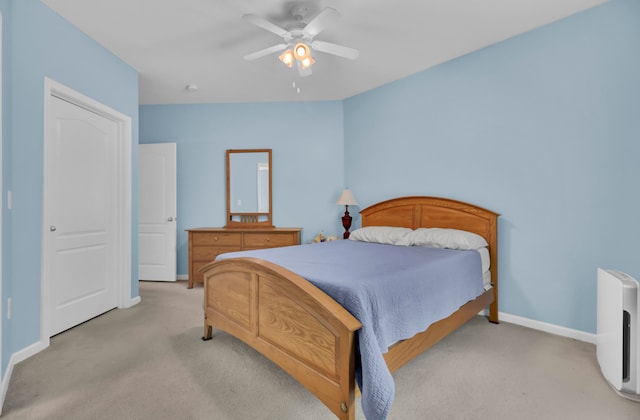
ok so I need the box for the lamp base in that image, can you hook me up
[341,206,352,239]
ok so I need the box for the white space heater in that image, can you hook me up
[597,268,640,401]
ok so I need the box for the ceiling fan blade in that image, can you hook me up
[303,7,340,38]
[311,40,359,60]
[243,14,289,38]
[243,44,288,61]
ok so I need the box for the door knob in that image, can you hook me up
[167,217,174,222]
[50,226,57,232]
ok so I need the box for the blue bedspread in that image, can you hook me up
[216,240,483,419]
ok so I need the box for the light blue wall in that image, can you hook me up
[139,102,345,276]
[344,0,640,334]
[1,0,139,373]
[0,0,13,380]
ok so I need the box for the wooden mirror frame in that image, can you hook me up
[225,149,273,228]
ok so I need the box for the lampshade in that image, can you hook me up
[300,55,315,69]
[293,43,310,61]
[337,189,358,206]
[279,49,294,68]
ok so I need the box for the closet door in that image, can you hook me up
[44,95,119,336]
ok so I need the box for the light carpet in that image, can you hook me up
[2,281,639,419]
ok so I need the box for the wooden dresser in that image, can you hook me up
[186,227,302,288]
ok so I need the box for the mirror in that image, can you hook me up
[225,149,273,228]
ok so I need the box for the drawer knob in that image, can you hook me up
[214,236,219,241]
[266,237,271,241]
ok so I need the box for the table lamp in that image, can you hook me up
[337,189,358,239]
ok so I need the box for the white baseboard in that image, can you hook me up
[498,311,596,344]
[0,357,13,416]
[176,274,188,281]
[122,296,141,309]
[0,339,49,415]
[10,339,50,366]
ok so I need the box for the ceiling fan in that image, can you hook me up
[243,5,359,77]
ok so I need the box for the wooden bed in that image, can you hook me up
[201,196,499,419]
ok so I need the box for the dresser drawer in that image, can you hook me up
[192,232,242,246]
[192,261,209,282]
[191,246,238,262]
[243,232,298,248]
[187,227,301,288]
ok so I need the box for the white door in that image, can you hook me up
[138,143,177,281]
[44,96,119,336]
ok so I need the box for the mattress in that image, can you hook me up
[477,247,491,289]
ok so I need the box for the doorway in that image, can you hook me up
[138,143,177,281]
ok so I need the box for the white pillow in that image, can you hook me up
[396,228,488,250]
[348,226,412,245]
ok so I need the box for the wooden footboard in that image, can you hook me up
[201,257,362,419]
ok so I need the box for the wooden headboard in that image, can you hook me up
[361,196,498,245]
[360,196,500,311]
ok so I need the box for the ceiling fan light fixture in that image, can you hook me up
[300,55,315,69]
[293,42,310,61]
[279,49,294,67]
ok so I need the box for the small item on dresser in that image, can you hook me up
[313,231,326,243]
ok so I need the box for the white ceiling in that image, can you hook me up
[42,0,608,105]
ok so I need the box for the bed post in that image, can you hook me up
[488,213,499,324]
